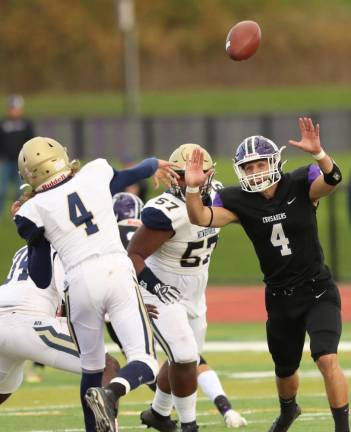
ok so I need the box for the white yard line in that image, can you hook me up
[106,340,351,353]
[29,414,333,432]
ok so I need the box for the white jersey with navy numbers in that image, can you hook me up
[0,246,65,317]
[142,181,222,276]
[16,159,126,272]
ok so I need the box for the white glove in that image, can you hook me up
[153,283,182,304]
[224,410,248,428]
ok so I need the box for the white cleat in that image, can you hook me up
[224,409,248,428]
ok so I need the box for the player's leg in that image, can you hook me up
[197,355,247,428]
[0,314,80,406]
[265,298,304,432]
[0,354,25,405]
[307,282,349,432]
[84,258,158,432]
[141,361,178,432]
[105,319,155,391]
[106,275,158,396]
[65,266,110,432]
[152,302,198,432]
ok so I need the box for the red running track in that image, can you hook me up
[206,285,351,322]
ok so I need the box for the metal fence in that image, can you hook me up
[34,111,351,160]
[33,112,351,282]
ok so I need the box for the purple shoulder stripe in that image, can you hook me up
[213,192,224,207]
[308,164,322,185]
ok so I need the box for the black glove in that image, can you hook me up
[138,266,181,305]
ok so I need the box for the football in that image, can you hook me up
[225,20,261,61]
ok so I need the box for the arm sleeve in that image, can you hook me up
[15,199,44,244]
[141,207,173,231]
[15,215,45,246]
[109,158,158,195]
[27,238,52,289]
[14,201,51,288]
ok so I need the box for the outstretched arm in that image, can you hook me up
[185,149,238,227]
[289,117,342,202]
[110,158,179,194]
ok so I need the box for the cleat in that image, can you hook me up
[224,409,248,428]
[180,422,199,432]
[85,387,117,432]
[140,407,177,432]
[267,404,301,432]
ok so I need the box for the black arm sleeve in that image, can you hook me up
[27,238,52,289]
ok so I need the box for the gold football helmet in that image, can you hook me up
[168,143,215,198]
[18,137,78,191]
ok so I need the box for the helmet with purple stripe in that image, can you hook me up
[233,135,286,192]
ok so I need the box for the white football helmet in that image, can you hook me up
[233,135,286,193]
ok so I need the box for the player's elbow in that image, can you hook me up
[30,269,52,289]
[188,210,206,227]
[127,250,146,275]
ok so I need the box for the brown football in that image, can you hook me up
[225,20,261,61]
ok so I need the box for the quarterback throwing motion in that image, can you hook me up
[185,118,349,432]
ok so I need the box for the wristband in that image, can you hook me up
[138,266,162,294]
[186,186,200,193]
[312,149,326,161]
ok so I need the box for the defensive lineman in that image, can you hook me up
[128,144,247,431]
[13,137,178,432]
[111,191,247,430]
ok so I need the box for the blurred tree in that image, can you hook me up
[1,0,351,92]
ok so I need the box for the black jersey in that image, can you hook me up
[217,166,330,290]
[118,222,139,249]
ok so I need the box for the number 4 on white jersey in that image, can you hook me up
[270,223,292,256]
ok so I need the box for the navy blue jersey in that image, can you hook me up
[215,166,330,290]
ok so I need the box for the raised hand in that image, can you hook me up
[185,148,214,188]
[153,160,180,189]
[288,117,322,155]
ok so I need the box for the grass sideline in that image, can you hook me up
[1,322,351,432]
[3,85,351,117]
[1,154,350,284]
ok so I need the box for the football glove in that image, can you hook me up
[153,282,181,304]
[138,266,181,305]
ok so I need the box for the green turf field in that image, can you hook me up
[1,153,350,284]
[2,322,351,432]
